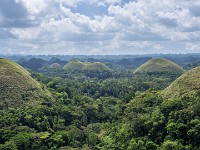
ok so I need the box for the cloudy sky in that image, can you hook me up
[0,0,200,55]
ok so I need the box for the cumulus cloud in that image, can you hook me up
[0,0,27,19]
[189,4,200,17]
[186,43,200,51]
[0,0,200,54]
[90,48,102,54]
[20,0,46,15]
[0,29,16,39]
[158,18,177,28]
[56,0,121,7]
[0,0,40,28]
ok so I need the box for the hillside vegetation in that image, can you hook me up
[63,59,85,71]
[134,58,184,76]
[49,63,61,68]
[0,58,51,107]
[63,59,111,72]
[162,66,200,99]
[1,57,200,150]
[83,62,111,71]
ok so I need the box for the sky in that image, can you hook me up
[0,0,200,55]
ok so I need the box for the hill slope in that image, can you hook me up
[63,59,111,72]
[84,62,111,71]
[134,58,184,76]
[0,58,51,107]
[49,63,61,68]
[162,66,200,99]
[63,59,85,71]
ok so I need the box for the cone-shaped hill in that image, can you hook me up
[49,63,61,69]
[162,66,200,99]
[63,59,111,72]
[63,59,85,71]
[134,58,184,76]
[83,62,111,71]
[0,58,52,107]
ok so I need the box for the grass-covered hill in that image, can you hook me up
[48,63,61,69]
[83,62,111,71]
[0,58,51,107]
[63,59,85,71]
[134,58,185,76]
[162,66,200,99]
[63,59,111,72]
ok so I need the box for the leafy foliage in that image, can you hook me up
[1,57,200,150]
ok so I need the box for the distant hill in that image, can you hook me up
[162,66,200,99]
[48,57,67,66]
[134,58,184,76]
[49,63,61,69]
[63,59,85,71]
[83,62,111,71]
[0,58,51,107]
[18,57,49,71]
[117,57,152,68]
[63,59,111,72]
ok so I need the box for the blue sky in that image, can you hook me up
[0,0,200,55]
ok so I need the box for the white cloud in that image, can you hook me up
[186,43,200,51]
[90,48,102,54]
[54,0,121,7]
[96,0,122,6]
[0,0,200,54]
[10,28,40,40]
[55,0,83,7]
[20,0,46,15]
[65,48,80,55]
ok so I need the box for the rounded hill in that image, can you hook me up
[133,58,184,76]
[84,62,111,71]
[49,63,61,69]
[63,59,111,72]
[0,58,51,107]
[63,59,85,71]
[162,66,200,99]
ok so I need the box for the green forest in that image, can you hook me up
[1,56,200,150]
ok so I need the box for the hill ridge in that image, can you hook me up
[134,58,184,76]
[63,59,111,72]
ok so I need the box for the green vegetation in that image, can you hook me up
[162,66,200,99]
[1,57,200,150]
[18,58,48,71]
[63,59,85,71]
[49,63,61,69]
[0,58,51,107]
[134,58,184,76]
[83,62,111,72]
[63,59,111,72]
